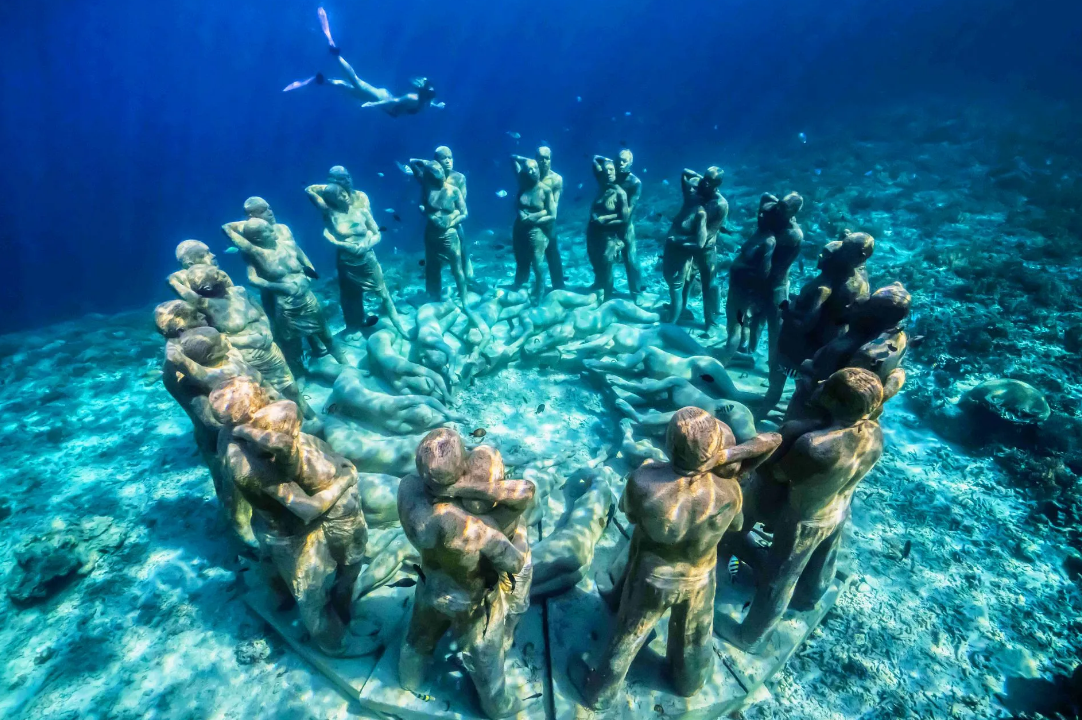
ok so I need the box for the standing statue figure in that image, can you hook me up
[661,168,729,331]
[536,147,565,289]
[571,408,780,711]
[716,368,885,652]
[614,149,643,299]
[410,159,470,306]
[721,192,804,364]
[435,146,473,281]
[760,230,874,416]
[168,262,306,410]
[510,155,556,306]
[211,379,374,656]
[223,216,345,374]
[397,429,536,719]
[586,156,630,302]
[168,240,232,294]
[306,180,406,337]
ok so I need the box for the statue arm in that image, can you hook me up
[715,432,783,476]
[627,178,642,212]
[305,185,329,213]
[477,523,527,574]
[443,477,536,511]
[266,476,355,525]
[293,244,319,280]
[364,210,382,247]
[681,169,702,194]
[245,265,291,294]
[451,188,468,227]
[222,223,254,253]
[536,187,556,227]
[167,273,203,306]
[165,341,212,388]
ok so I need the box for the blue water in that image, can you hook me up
[0,0,1079,334]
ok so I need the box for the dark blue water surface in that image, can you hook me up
[0,0,1078,333]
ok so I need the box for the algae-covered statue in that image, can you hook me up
[722,192,804,363]
[168,240,232,295]
[397,429,536,719]
[586,156,630,301]
[306,179,406,336]
[537,146,565,289]
[717,368,884,653]
[154,300,215,453]
[662,168,729,331]
[211,378,373,657]
[510,154,557,305]
[410,158,470,306]
[762,230,874,416]
[223,216,346,373]
[329,369,466,436]
[615,149,643,300]
[435,146,473,280]
[570,408,780,710]
[168,262,305,409]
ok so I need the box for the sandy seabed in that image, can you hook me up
[1,96,1081,720]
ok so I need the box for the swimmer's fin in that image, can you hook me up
[318,7,337,49]
[283,76,316,92]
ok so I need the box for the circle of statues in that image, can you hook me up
[155,144,909,717]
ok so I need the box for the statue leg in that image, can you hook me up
[400,582,452,690]
[623,223,642,297]
[695,246,720,329]
[667,575,716,697]
[790,519,844,611]
[586,235,605,291]
[662,246,690,324]
[530,235,548,306]
[511,233,530,290]
[456,590,520,718]
[269,529,347,655]
[458,225,474,280]
[425,247,443,300]
[544,227,565,289]
[447,240,470,307]
[578,573,670,711]
[720,289,746,362]
[339,272,367,333]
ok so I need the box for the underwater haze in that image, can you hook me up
[4,1,1082,720]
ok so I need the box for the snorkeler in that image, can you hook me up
[284,7,445,117]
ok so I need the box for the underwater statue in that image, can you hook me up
[605,374,759,444]
[537,146,565,289]
[397,429,536,719]
[787,281,910,421]
[721,192,804,364]
[242,196,319,279]
[306,178,406,337]
[570,408,780,710]
[662,168,729,331]
[366,327,452,402]
[167,262,305,410]
[510,154,557,305]
[615,149,643,300]
[716,367,884,653]
[328,368,466,436]
[223,216,346,373]
[412,299,466,393]
[410,158,470,306]
[154,300,216,454]
[586,155,630,301]
[762,230,875,416]
[530,467,615,598]
[210,378,373,657]
[284,7,443,116]
[168,240,231,294]
[435,146,473,280]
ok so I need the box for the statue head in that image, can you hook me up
[536,146,552,175]
[327,165,353,192]
[519,157,541,185]
[459,445,506,514]
[209,375,271,426]
[815,367,883,425]
[187,264,231,298]
[665,407,734,476]
[321,182,350,212]
[421,347,450,371]
[781,191,804,218]
[465,327,484,346]
[595,156,616,184]
[820,230,874,272]
[434,146,454,174]
[412,158,445,186]
[154,300,207,338]
[243,196,275,224]
[416,428,467,487]
[696,166,724,198]
[848,282,911,333]
[616,149,634,176]
[248,400,303,440]
[242,218,276,247]
[176,240,215,269]
[179,326,231,367]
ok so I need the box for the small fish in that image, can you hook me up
[506,131,521,139]
[377,172,385,177]
[387,577,417,589]
[411,563,426,583]
[524,693,543,701]
[325,403,338,415]
[470,428,487,438]
[700,373,715,383]
[910,335,926,349]
[378,226,389,232]
[576,96,582,102]
[798,132,808,143]
[900,539,912,561]
[642,168,647,173]
[536,403,546,413]
[384,208,395,213]
[742,601,751,612]
[619,139,628,147]
[419,259,426,267]
[483,229,496,235]
[814,168,823,176]
[393,214,402,222]
[364,315,379,327]
[494,244,505,250]
[624,111,632,117]
[865,170,874,177]
[727,556,740,582]
[495,190,508,198]
[662,179,670,186]
[577,183,584,190]
[799,258,805,273]
[714,124,718,130]
[224,246,239,254]
[398,162,414,176]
